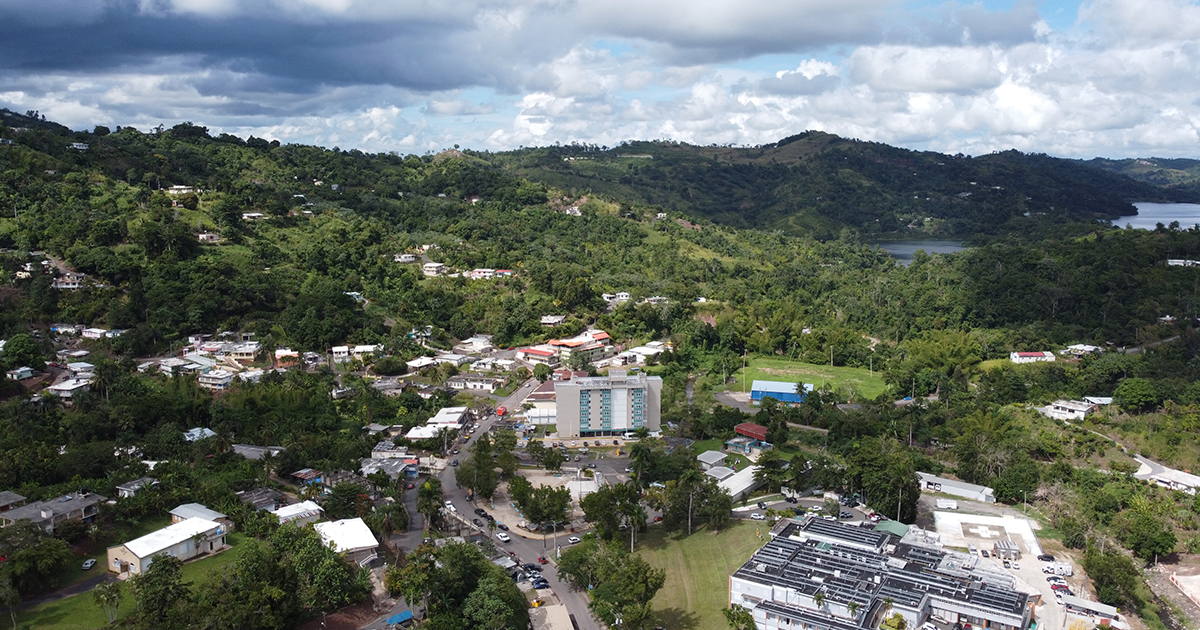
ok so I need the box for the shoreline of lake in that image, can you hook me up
[868,239,965,266]
[1113,202,1200,230]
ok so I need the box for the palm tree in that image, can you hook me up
[813,590,826,609]
[847,601,861,618]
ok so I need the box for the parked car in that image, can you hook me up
[444,501,456,512]
[785,496,798,503]
[750,513,766,521]
[567,536,581,544]
[82,559,96,570]
[980,550,990,558]
[533,580,550,590]
[523,563,540,572]
[625,467,633,473]
[1011,561,1020,569]
[1037,554,1056,562]
[451,459,459,467]
[406,483,415,489]
[588,463,597,469]
[538,556,549,564]
[497,523,509,531]
[839,511,853,519]
[475,508,488,516]
[496,532,511,542]
[923,623,938,630]
[757,501,768,509]
[472,518,483,527]
[1003,560,1011,568]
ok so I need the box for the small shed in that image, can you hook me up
[697,450,728,470]
[993,539,1021,560]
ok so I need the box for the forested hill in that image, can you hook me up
[1083,156,1200,196]
[481,133,1200,238]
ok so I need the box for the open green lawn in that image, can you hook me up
[637,521,765,630]
[723,357,888,400]
[17,532,247,630]
[977,358,1010,372]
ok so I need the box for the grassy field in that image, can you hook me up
[722,357,888,400]
[17,532,247,630]
[637,521,765,630]
[977,358,1010,372]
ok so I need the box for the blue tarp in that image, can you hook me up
[386,610,414,624]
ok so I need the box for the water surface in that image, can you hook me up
[870,240,965,266]
[1112,203,1200,230]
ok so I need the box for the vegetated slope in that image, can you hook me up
[482,132,1200,238]
[1082,157,1200,196]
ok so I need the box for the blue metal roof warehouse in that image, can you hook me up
[751,380,814,405]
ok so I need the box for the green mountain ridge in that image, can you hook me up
[480,132,1200,238]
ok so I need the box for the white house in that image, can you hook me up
[82,328,108,339]
[270,500,324,527]
[394,253,417,263]
[1041,400,1095,421]
[469,268,495,280]
[540,315,567,327]
[422,262,446,277]
[182,427,217,442]
[6,366,35,381]
[406,356,439,371]
[228,342,261,363]
[48,378,91,400]
[332,346,350,362]
[314,518,379,565]
[1010,351,1056,364]
[106,517,226,576]
[351,345,379,361]
[115,477,159,499]
[198,369,236,391]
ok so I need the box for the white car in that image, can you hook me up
[1011,561,1020,570]
[750,513,766,521]
[567,536,581,544]
[445,501,456,512]
[496,532,511,542]
[922,623,938,630]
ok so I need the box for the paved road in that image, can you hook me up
[362,377,604,630]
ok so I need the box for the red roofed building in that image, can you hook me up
[547,330,614,365]
[727,423,772,457]
[734,423,769,441]
[517,345,560,367]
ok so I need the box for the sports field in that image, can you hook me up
[637,520,766,630]
[723,357,888,400]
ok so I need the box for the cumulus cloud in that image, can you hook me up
[1,0,1200,158]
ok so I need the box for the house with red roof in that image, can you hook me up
[726,422,773,457]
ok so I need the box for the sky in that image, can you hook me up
[2,0,1199,158]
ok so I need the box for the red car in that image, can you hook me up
[538,556,549,564]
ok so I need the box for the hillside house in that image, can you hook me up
[271,501,324,527]
[315,518,379,566]
[169,503,230,526]
[1042,400,1094,421]
[446,373,508,393]
[228,341,261,363]
[517,346,559,367]
[394,253,417,263]
[236,488,285,511]
[183,427,217,442]
[1,492,106,533]
[0,491,26,513]
[540,315,567,327]
[116,477,159,499]
[6,366,35,381]
[48,378,91,402]
[423,262,446,276]
[198,369,235,390]
[1010,351,1055,364]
